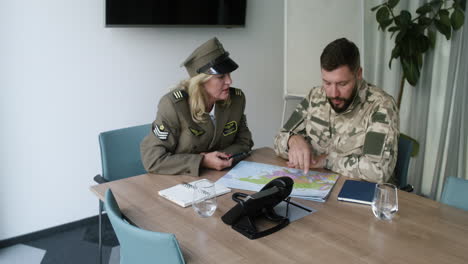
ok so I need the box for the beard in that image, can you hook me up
[327,86,358,113]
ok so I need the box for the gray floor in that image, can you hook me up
[0,215,119,264]
[0,244,45,264]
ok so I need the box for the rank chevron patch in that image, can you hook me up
[189,127,205,136]
[153,124,169,140]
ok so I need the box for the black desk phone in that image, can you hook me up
[221,176,294,239]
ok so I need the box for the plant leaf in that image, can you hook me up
[371,4,382,12]
[376,7,390,24]
[395,30,405,43]
[450,8,465,30]
[430,0,443,9]
[435,19,452,40]
[402,58,419,86]
[389,45,400,69]
[439,10,451,28]
[439,9,449,17]
[460,0,467,11]
[428,29,436,49]
[388,0,400,9]
[416,53,423,69]
[395,28,407,43]
[388,26,399,32]
[418,16,432,26]
[416,4,433,15]
[416,35,430,53]
[380,18,394,30]
[399,10,412,27]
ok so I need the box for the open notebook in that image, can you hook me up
[158,179,231,207]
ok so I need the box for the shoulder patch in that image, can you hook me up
[300,98,309,109]
[363,131,386,156]
[372,112,388,124]
[153,123,169,141]
[229,87,243,97]
[171,90,188,103]
[283,111,304,131]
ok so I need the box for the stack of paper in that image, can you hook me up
[216,161,339,202]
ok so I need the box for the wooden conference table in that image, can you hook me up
[90,147,468,264]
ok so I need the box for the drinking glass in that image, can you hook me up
[371,183,398,221]
[192,179,217,217]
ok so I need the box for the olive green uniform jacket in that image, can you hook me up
[274,79,399,183]
[141,87,254,176]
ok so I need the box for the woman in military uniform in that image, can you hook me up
[140,37,254,176]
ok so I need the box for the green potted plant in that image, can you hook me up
[372,0,465,108]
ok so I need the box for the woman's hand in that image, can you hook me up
[201,151,233,171]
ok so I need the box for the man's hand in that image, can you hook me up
[201,151,233,171]
[287,135,328,173]
[309,153,327,169]
[287,135,313,174]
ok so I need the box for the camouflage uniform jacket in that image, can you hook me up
[140,87,253,176]
[274,79,399,183]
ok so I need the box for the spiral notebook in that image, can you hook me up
[158,179,231,208]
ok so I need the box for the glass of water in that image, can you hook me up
[371,183,398,221]
[192,179,217,217]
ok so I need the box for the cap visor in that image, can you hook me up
[204,57,238,75]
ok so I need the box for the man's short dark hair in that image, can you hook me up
[320,38,360,73]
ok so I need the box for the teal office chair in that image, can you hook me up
[105,189,185,264]
[440,176,468,211]
[395,134,419,192]
[94,124,151,264]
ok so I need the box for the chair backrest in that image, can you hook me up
[105,189,185,264]
[440,176,468,211]
[395,134,414,188]
[99,124,151,182]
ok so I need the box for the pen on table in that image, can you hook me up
[182,181,210,195]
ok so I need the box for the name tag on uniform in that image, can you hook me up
[223,121,237,136]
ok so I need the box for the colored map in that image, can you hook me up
[216,161,339,202]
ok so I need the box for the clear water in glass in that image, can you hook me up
[371,183,398,221]
[192,179,217,217]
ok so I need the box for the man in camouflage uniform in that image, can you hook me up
[274,38,399,183]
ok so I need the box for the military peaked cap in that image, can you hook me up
[181,37,239,77]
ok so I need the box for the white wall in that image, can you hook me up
[0,0,284,240]
[285,0,363,97]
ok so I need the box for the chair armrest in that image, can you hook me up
[94,174,108,184]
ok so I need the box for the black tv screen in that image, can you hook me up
[106,0,247,27]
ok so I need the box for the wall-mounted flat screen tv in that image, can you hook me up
[106,0,247,27]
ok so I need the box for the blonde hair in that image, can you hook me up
[175,73,231,123]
